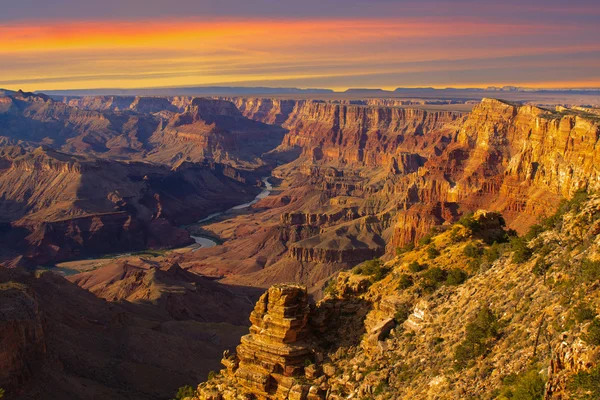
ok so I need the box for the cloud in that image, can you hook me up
[0,16,598,90]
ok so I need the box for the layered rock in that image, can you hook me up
[226,97,298,125]
[279,101,466,166]
[220,284,313,398]
[0,146,261,264]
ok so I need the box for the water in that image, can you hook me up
[37,177,274,272]
[188,177,273,250]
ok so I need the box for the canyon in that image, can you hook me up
[1,89,599,399]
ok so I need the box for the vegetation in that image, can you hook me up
[498,365,546,400]
[454,306,500,369]
[584,318,600,346]
[397,273,414,290]
[396,242,415,256]
[324,278,338,297]
[418,234,433,247]
[207,371,217,381]
[352,258,388,282]
[446,268,468,286]
[573,303,595,323]
[463,243,483,258]
[408,261,426,273]
[173,385,195,400]
[568,365,600,399]
[426,245,441,259]
[510,236,532,264]
[419,266,447,292]
[394,303,412,325]
[0,388,4,399]
[458,213,482,232]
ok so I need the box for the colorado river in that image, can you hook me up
[190,177,273,249]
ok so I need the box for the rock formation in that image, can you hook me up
[219,284,313,398]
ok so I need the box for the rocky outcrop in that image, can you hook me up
[217,284,314,398]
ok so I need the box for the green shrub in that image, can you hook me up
[574,303,595,323]
[584,319,600,346]
[458,213,481,232]
[511,236,532,264]
[324,279,338,297]
[353,258,388,282]
[397,273,414,290]
[454,307,500,369]
[422,267,447,283]
[394,303,412,324]
[0,388,4,399]
[408,261,426,273]
[174,385,195,400]
[532,258,550,276]
[499,366,546,400]
[463,243,483,258]
[396,242,415,256]
[568,364,600,399]
[426,245,441,260]
[485,242,502,263]
[582,259,600,282]
[446,268,468,286]
[418,234,433,246]
[420,267,447,292]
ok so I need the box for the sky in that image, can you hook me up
[1,0,599,91]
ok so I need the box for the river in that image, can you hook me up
[189,177,273,249]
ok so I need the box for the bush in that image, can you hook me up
[426,245,441,260]
[0,388,4,399]
[532,258,550,276]
[324,279,338,297]
[446,268,468,286]
[396,242,415,256]
[463,243,483,258]
[568,365,600,399]
[454,307,500,369]
[408,261,426,273]
[499,366,546,400]
[420,267,447,292]
[207,371,217,380]
[584,319,600,346]
[511,236,532,264]
[174,385,195,400]
[582,259,600,282]
[574,303,595,323]
[353,258,388,282]
[484,242,502,263]
[398,273,414,289]
[394,303,412,324]
[418,234,433,246]
[458,213,481,232]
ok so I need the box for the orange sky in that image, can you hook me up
[1,16,599,91]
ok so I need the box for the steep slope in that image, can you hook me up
[147,98,287,168]
[0,264,260,400]
[0,147,261,264]
[193,193,600,400]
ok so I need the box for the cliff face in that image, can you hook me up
[226,97,298,125]
[387,99,600,246]
[0,147,261,264]
[148,98,287,168]
[279,101,466,166]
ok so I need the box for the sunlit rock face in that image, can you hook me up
[221,284,312,398]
